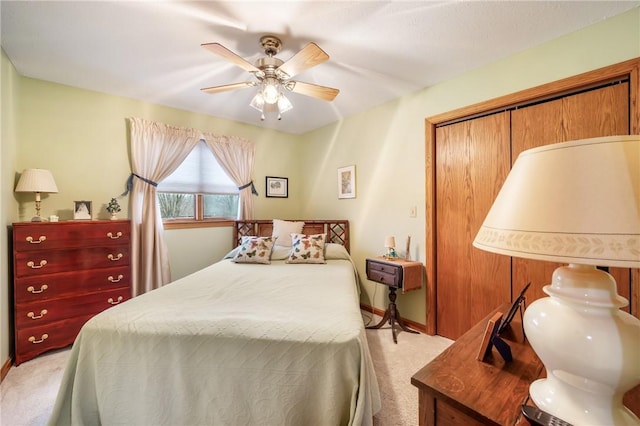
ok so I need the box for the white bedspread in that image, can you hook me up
[48,245,380,426]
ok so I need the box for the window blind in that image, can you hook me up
[158,141,238,194]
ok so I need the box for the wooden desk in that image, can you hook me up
[412,304,540,425]
[411,304,640,425]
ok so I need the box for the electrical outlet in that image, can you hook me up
[410,206,417,218]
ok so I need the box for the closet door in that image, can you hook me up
[511,100,564,304]
[511,82,631,309]
[435,112,511,339]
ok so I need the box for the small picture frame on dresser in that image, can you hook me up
[476,312,503,362]
[73,201,92,220]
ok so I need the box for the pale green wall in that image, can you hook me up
[14,78,304,223]
[302,7,640,325]
[1,48,20,369]
[1,8,639,367]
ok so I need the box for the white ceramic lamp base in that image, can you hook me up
[524,264,640,426]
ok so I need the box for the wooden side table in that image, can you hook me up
[411,303,541,425]
[411,303,640,425]
[365,257,423,343]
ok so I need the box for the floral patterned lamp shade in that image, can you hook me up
[473,135,640,425]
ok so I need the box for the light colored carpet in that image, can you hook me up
[0,312,452,426]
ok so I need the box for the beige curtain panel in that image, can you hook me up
[202,133,256,220]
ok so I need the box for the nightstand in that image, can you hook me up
[365,257,423,343]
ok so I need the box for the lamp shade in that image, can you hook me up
[15,169,59,194]
[384,236,396,248]
[473,135,640,268]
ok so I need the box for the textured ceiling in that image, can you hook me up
[2,1,638,134]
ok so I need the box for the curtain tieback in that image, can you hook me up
[121,173,159,196]
[238,181,258,196]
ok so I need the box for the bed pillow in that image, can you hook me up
[286,233,327,264]
[272,219,304,247]
[270,245,293,261]
[232,236,276,264]
[324,243,351,260]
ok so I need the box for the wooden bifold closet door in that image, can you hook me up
[434,79,632,340]
[435,112,511,340]
[511,82,631,306]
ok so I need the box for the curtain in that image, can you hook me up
[128,118,201,296]
[202,133,256,220]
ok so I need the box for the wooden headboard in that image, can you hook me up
[234,220,350,252]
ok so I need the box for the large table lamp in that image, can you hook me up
[15,168,59,221]
[473,135,640,425]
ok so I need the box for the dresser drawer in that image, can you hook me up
[366,259,403,288]
[14,266,131,303]
[15,314,94,365]
[12,220,132,365]
[13,221,129,252]
[14,246,130,278]
[15,288,130,328]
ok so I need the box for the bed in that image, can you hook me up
[48,219,380,426]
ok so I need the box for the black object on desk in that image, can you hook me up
[521,405,573,426]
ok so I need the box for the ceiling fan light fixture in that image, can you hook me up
[261,78,280,104]
[277,93,293,114]
[202,35,339,123]
[249,92,265,111]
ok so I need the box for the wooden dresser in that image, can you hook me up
[12,220,131,365]
[411,303,640,425]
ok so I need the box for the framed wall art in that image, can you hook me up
[265,176,288,198]
[73,200,92,220]
[337,165,356,199]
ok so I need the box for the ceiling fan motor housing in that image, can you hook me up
[260,35,282,57]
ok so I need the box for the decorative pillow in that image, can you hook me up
[272,219,304,247]
[286,233,327,264]
[232,236,276,264]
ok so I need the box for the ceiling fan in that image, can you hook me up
[201,35,339,120]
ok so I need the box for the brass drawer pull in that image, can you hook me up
[107,253,123,261]
[108,274,124,283]
[27,284,48,294]
[108,296,124,305]
[27,309,48,320]
[28,334,49,344]
[27,260,47,269]
[26,235,46,244]
[107,231,122,239]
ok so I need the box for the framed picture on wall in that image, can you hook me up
[73,200,92,220]
[337,165,356,199]
[266,176,288,198]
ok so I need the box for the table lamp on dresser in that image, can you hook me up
[473,135,640,426]
[14,168,59,221]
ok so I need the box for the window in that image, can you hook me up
[158,141,239,227]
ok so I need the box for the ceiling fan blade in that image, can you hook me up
[201,43,259,73]
[201,82,255,94]
[277,42,329,79]
[286,81,339,101]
